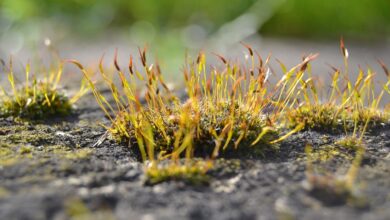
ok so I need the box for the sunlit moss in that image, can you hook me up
[145,160,213,185]
[0,84,72,120]
[288,104,388,132]
[335,136,363,151]
[67,41,390,190]
[0,60,88,121]
[70,47,289,162]
[110,99,279,158]
[287,104,339,130]
[304,145,352,162]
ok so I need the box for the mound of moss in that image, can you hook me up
[0,85,72,120]
[287,104,389,132]
[110,99,279,158]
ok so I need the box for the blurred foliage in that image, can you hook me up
[1,0,389,40]
[0,0,257,33]
[261,0,390,40]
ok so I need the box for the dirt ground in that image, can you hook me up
[0,90,389,220]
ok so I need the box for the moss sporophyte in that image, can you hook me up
[0,60,88,120]
[66,41,389,184]
[1,40,388,186]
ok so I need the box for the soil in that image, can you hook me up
[0,91,389,220]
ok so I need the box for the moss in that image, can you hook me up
[0,144,32,166]
[111,100,279,159]
[0,84,72,120]
[209,159,242,177]
[0,144,20,166]
[64,148,92,160]
[19,146,32,154]
[145,160,213,185]
[287,104,389,132]
[65,197,90,218]
[0,143,92,167]
[0,121,93,167]
[0,187,10,198]
[335,136,363,150]
[44,145,92,160]
[0,124,53,145]
[287,104,338,130]
[306,145,352,162]
[0,144,13,157]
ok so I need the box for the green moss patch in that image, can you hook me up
[145,160,212,185]
[0,85,72,120]
[287,104,389,132]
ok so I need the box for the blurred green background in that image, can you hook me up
[1,0,390,77]
[2,0,389,40]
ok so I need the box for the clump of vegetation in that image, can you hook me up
[69,40,389,184]
[70,46,310,162]
[288,104,388,132]
[335,136,363,151]
[69,46,314,183]
[287,104,339,130]
[302,144,351,163]
[297,41,389,204]
[287,39,389,132]
[0,59,88,120]
[145,160,213,185]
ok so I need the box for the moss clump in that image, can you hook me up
[335,136,363,151]
[55,147,92,160]
[145,160,213,185]
[19,145,33,154]
[287,104,339,131]
[0,84,72,120]
[41,145,92,161]
[0,144,13,157]
[65,197,90,218]
[111,99,279,158]
[0,59,87,121]
[287,104,388,132]
[71,47,293,163]
[305,145,352,162]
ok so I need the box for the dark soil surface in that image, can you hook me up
[0,92,389,220]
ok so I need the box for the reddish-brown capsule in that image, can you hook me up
[156,63,162,75]
[128,55,134,75]
[212,52,227,65]
[138,47,147,67]
[378,59,389,77]
[241,42,253,56]
[114,49,121,72]
[196,52,203,65]
[183,69,189,82]
[255,51,263,68]
[340,37,348,58]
